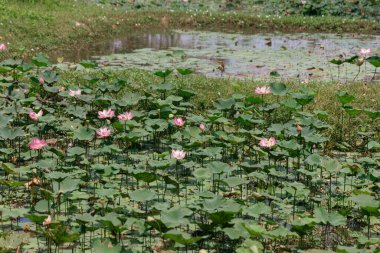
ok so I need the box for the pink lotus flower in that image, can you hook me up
[38,77,44,85]
[301,0,307,5]
[0,43,7,51]
[200,123,205,131]
[173,116,185,127]
[255,86,271,95]
[28,138,48,150]
[360,48,371,56]
[259,137,276,148]
[98,109,115,119]
[296,122,302,132]
[96,127,111,138]
[69,89,81,97]
[43,215,52,226]
[118,111,134,121]
[172,149,186,160]
[29,110,43,121]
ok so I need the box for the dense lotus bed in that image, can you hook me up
[0,56,379,253]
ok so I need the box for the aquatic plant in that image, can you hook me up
[0,57,378,252]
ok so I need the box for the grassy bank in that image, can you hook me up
[60,68,380,145]
[1,0,379,60]
[61,68,380,110]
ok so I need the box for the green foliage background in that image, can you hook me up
[263,0,380,18]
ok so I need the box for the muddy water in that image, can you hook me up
[58,30,380,80]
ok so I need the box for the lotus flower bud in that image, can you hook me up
[147,216,156,222]
[356,57,365,66]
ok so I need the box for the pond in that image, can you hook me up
[57,30,380,80]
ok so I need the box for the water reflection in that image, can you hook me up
[55,31,380,62]
[54,30,380,80]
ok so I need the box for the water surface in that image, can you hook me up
[58,30,380,80]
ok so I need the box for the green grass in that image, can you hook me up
[0,0,124,55]
[65,68,380,109]
[1,0,379,59]
[59,68,380,145]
